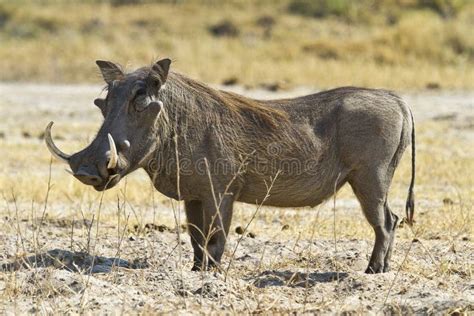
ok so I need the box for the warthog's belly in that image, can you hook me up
[237,168,349,208]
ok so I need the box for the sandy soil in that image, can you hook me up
[0,223,473,314]
[0,83,472,314]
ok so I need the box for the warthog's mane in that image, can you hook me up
[127,67,304,172]
[156,71,288,128]
[150,68,297,155]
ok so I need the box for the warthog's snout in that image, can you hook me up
[73,166,103,186]
[45,122,125,191]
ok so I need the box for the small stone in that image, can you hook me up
[235,226,244,235]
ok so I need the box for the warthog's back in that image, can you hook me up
[237,87,411,208]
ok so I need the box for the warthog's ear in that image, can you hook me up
[94,98,106,116]
[152,58,171,83]
[147,58,171,95]
[96,60,124,84]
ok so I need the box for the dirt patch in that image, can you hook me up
[0,230,472,314]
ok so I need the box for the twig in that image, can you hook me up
[224,170,281,281]
[381,236,416,310]
[35,157,54,249]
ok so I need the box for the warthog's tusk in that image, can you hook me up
[107,133,118,169]
[65,169,74,175]
[44,121,71,164]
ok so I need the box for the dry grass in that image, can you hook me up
[0,0,473,89]
[0,85,472,314]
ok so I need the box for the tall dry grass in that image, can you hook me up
[0,0,472,89]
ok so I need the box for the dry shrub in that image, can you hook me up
[303,9,474,66]
[417,0,469,18]
[288,0,470,20]
[0,1,472,88]
[288,0,353,18]
[0,3,12,28]
[208,20,240,38]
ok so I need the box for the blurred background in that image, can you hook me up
[0,0,472,90]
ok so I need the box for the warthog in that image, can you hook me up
[45,59,415,273]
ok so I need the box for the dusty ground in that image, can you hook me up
[0,83,472,314]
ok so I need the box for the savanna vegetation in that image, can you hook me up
[0,0,472,314]
[0,0,473,89]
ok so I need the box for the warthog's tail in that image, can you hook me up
[405,109,416,226]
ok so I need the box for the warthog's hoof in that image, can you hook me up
[191,261,221,272]
[191,263,204,271]
[365,265,384,274]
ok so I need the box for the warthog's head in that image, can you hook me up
[45,58,171,191]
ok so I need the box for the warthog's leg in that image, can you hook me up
[184,200,205,270]
[185,196,234,271]
[349,169,397,273]
[382,202,399,272]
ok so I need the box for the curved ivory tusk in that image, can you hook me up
[107,133,118,169]
[44,122,71,164]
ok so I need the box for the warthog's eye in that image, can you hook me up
[135,88,146,96]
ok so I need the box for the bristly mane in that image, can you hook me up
[126,67,306,169]
[146,70,299,165]
[158,71,288,128]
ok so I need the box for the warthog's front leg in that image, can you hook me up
[185,195,234,271]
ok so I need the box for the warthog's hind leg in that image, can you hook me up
[382,202,399,272]
[349,169,397,273]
